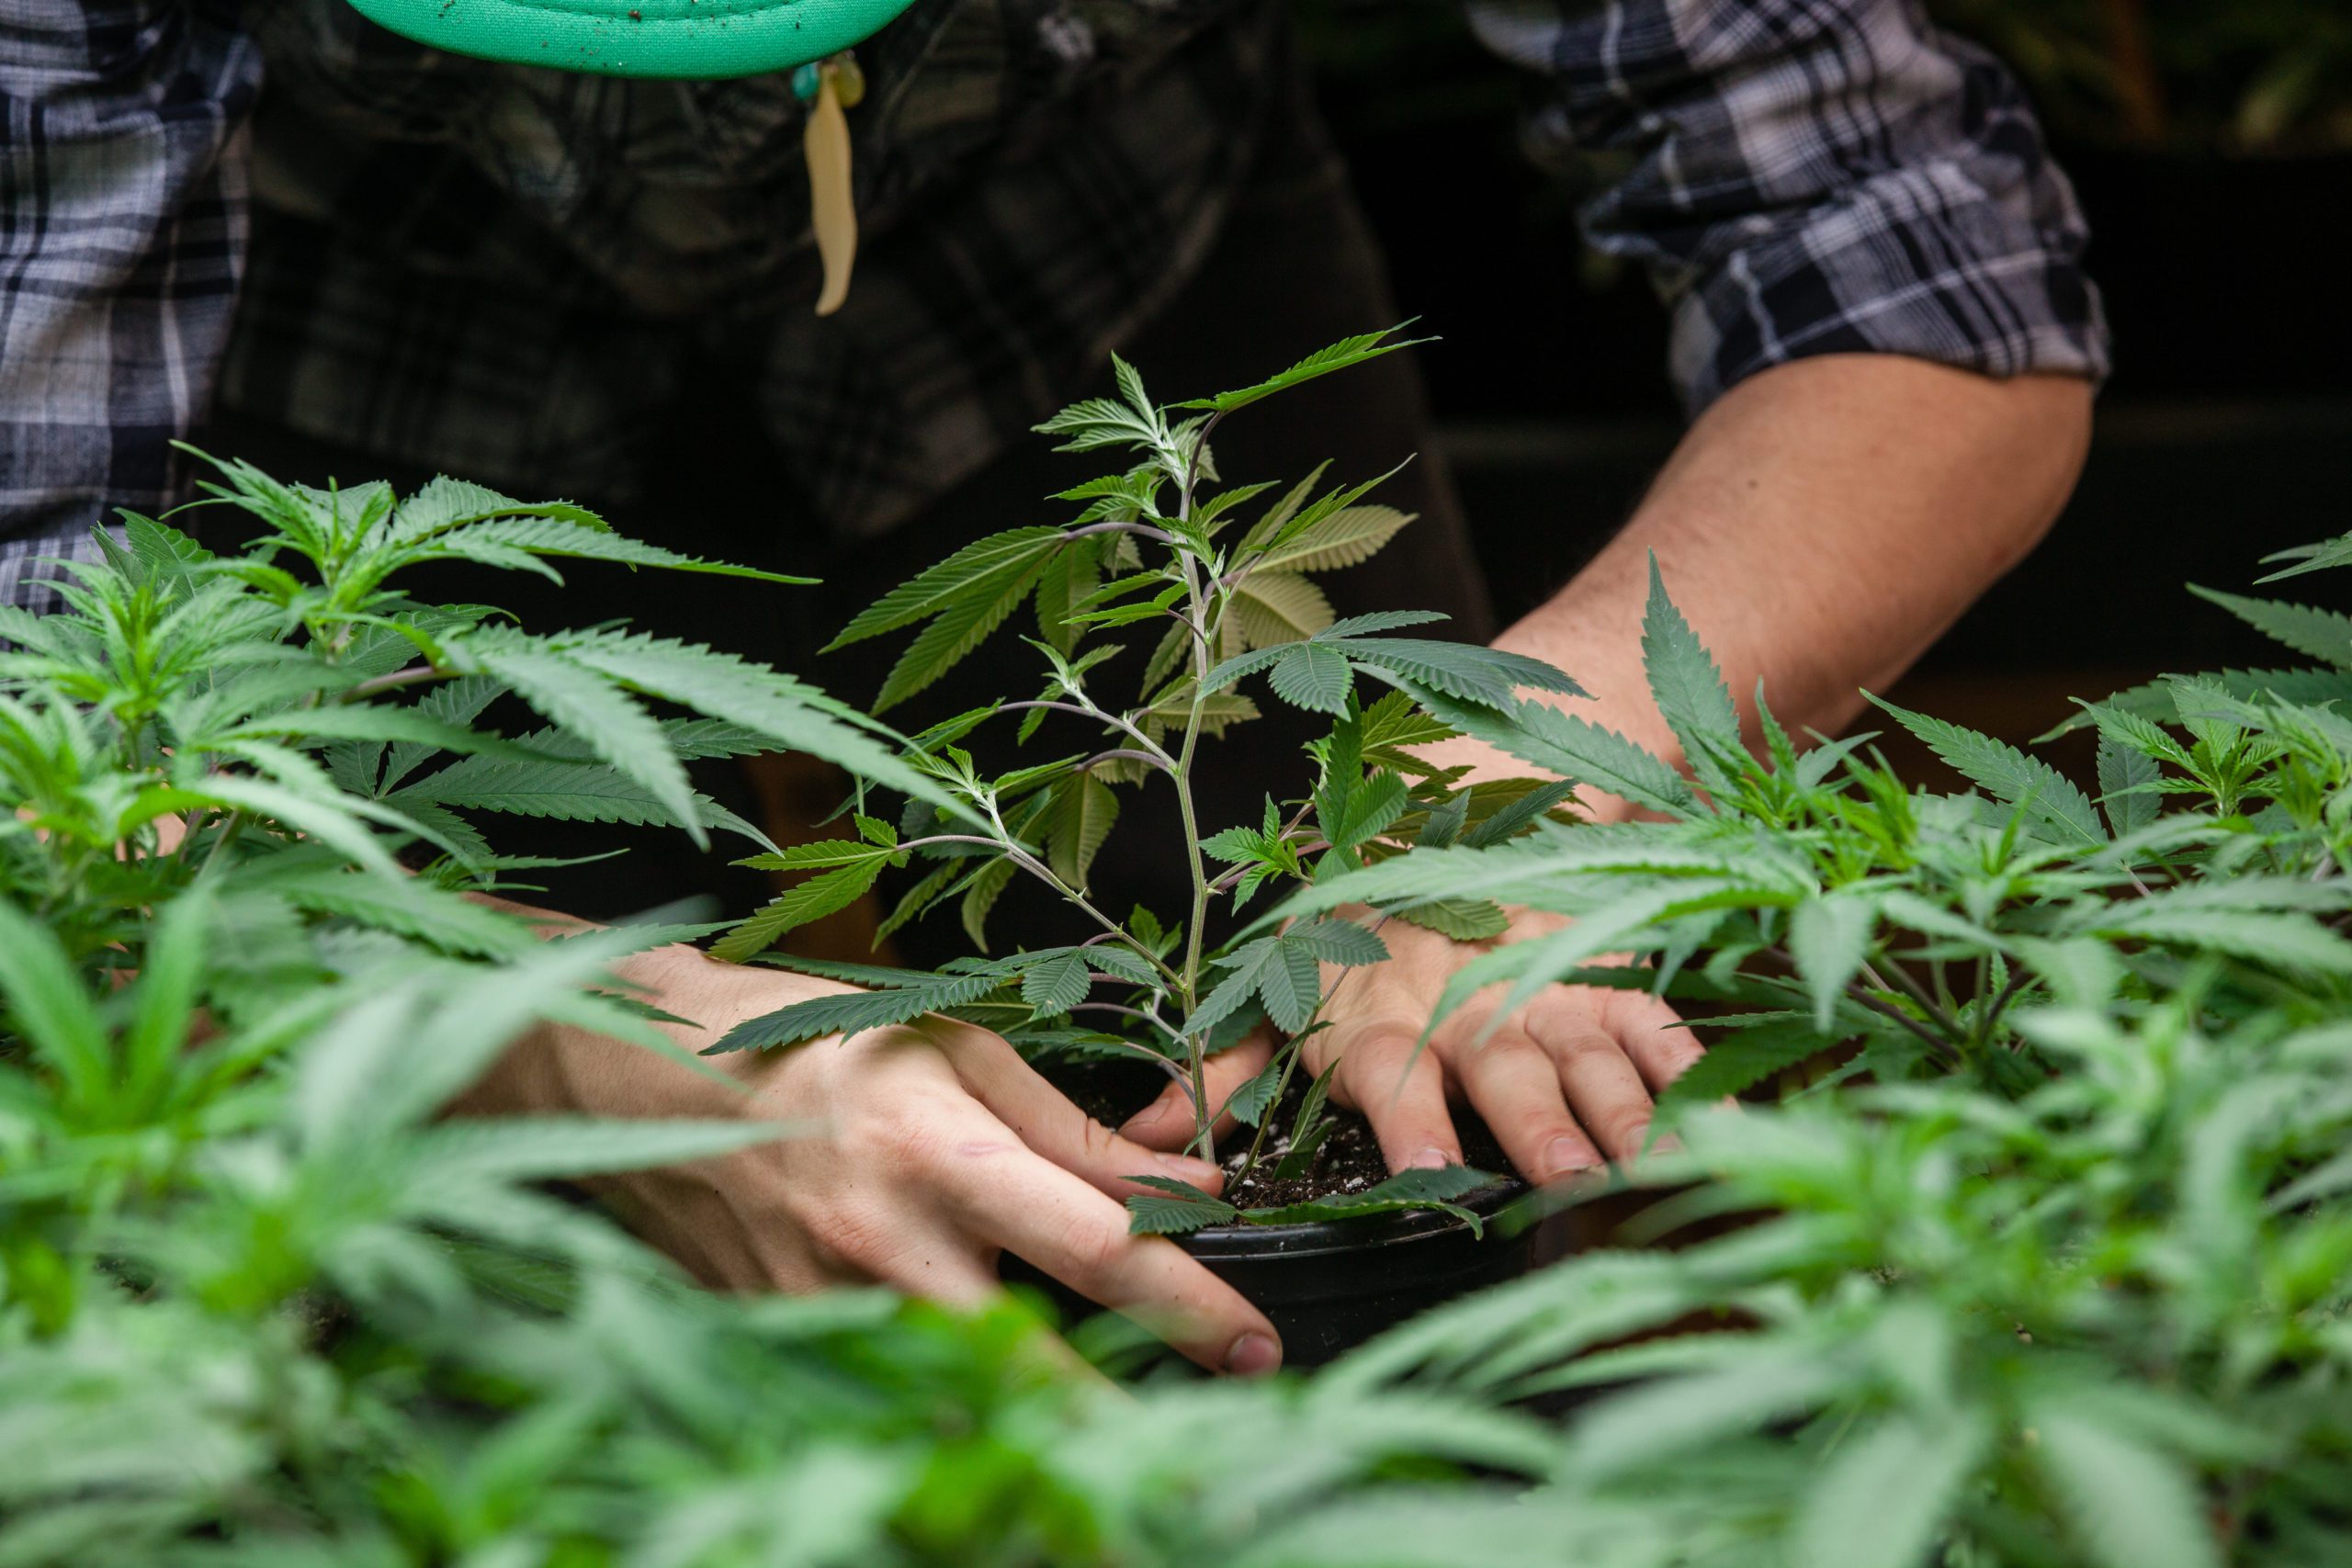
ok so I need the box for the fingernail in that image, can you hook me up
[1408,1147,1453,1171]
[1157,1154,1220,1184]
[1224,1333,1282,1377]
[1541,1136,1599,1180]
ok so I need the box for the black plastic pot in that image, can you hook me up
[1175,1176,1575,1367]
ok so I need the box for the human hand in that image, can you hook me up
[1122,908,1702,1184]
[459,945,1284,1375]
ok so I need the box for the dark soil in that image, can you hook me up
[1054,1058,1517,1213]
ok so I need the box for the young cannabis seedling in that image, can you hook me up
[707,329,1586,1234]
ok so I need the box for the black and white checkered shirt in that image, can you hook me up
[2,0,2108,612]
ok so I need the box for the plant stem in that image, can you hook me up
[900,830,1181,987]
[343,664,444,701]
[1863,958,1969,1046]
[1169,427,1222,1158]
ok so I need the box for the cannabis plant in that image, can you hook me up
[0,455,1594,1564]
[705,329,1583,1232]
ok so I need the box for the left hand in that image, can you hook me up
[1123,907,1703,1183]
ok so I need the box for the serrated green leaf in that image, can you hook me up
[2187,585,2352,668]
[707,970,1010,1054]
[1657,1017,1825,1112]
[2035,1410,2222,1568]
[1267,642,1355,713]
[1043,773,1120,893]
[1240,1164,1497,1233]
[1125,1175,1240,1235]
[1788,894,1877,1032]
[1222,1058,1285,1128]
[2096,731,2161,838]
[418,515,808,585]
[1869,694,2104,846]
[1642,557,1743,794]
[459,638,700,849]
[1019,952,1091,1017]
[1171,324,1432,414]
[1792,1415,1986,1568]
[1286,919,1390,968]
[1393,897,1511,942]
[828,528,1066,649]
[960,857,1018,953]
[713,859,887,963]
[1257,504,1413,574]
[1230,570,1334,649]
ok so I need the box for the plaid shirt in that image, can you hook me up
[2,0,2108,613]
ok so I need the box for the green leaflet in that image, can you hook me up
[2188,584,2352,668]
[2033,1409,2222,1568]
[1229,569,1335,649]
[826,527,1068,649]
[707,969,1011,1054]
[456,637,699,847]
[1124,1175,1239,1235]
[713,859,888,963]
[1220,1057,1286,1127]
[1657,1016,1831,1113]
[2095,731,2162,838]
[1406,682,1695,818]
[1790,1415,1988,1568]
[392,756,773,847]
[1253,504,1414,574]
[1239,1164,1497,1235]
[1042,773,1119,892]
[413,515,810,585]
[1392,897,1511,942]
[1018,951,1092,1017]
[1869,694,2106,846]
[1171,323,1433,414]
[1640,556,1744,796]
[1787,893,1879,1032]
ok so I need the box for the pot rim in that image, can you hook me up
[1176,1174,1530,1260]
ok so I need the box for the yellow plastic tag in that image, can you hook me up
[805,62,857,317]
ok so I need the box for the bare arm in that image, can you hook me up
[1453,355,2095,802]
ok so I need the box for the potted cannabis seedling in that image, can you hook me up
[704,329,1589,1359]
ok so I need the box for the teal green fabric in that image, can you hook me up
[342,0,914,78]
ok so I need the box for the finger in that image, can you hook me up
[1451,1023,1603,1184]
[944,1146,1283,1375]
[1603,987,1708,1095]
[1330,1020,1463,1174]
[1525,1002,1658,1166]
[924,1018,1227,1199]
[1120,1028,1274,1151]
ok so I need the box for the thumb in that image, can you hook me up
[1120,1027,1276,1152]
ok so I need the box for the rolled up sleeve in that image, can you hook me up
[1,0,259,612]
[1464,0,2110,413]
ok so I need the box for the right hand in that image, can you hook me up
[461,944,1283,1376]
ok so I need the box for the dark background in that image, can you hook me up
[1299,2,2352,784]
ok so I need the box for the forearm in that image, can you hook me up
[1455,355,2092,810]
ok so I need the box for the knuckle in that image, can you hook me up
[801,1202,899,1270]
[1466,1032,1544,1069]
[1597,1107,1655,1154]
[1057,1215,1131,1283]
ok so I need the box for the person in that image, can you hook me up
[1,0,2105,1375]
